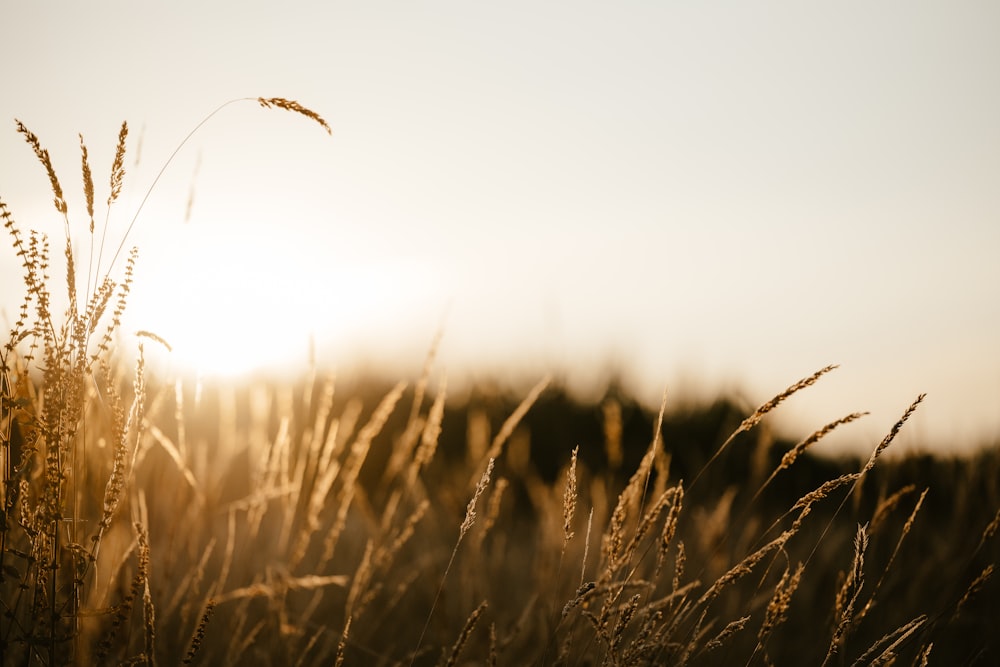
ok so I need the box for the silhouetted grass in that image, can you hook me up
[2,109,997,665]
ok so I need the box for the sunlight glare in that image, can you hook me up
[126,215,443,379]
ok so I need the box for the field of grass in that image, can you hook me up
[2,104,998,665]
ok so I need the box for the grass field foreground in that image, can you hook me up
[2,106,998,665]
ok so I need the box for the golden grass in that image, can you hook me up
[2,106,999,665]
[257,97,333,135]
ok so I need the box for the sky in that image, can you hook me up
[2,1,999,455]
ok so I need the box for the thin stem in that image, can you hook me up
[103,98,254,277]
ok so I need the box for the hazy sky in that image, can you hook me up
[2,1,999,454]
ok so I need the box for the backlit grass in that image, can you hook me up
[2,106,997,665]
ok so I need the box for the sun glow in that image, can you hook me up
[124,215,443,379]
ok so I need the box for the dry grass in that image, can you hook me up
[2,106,999,665]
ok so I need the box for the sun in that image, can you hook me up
[124,216,443,380]
[122,222,300,378]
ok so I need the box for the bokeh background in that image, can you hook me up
[2,1,998,455]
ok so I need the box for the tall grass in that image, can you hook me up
[2,106,998,665]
